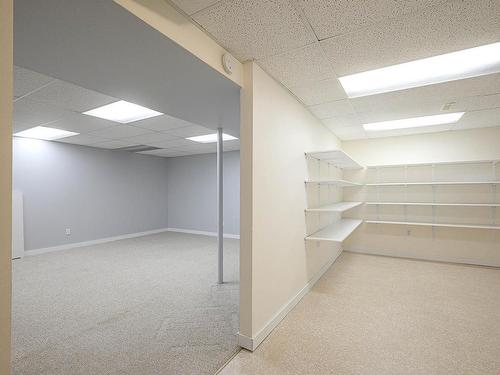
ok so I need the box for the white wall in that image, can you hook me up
[13,137,170,251]
[239,62,342,348]
[342,127,500,266]
[166,151,240,236]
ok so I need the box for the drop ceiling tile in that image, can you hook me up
[330,126,367,141]
[350,74,500,119]
[92,140,141,149]
[14,98,66,127]
[56,134,108,146]
[169,0,220,15]
[297,0,446,40]
[13,121,37,133]
[453,107,500,131]
[165,125,214,138]
[289,77,347,106]
[122,132,179,146]
[14,66,54,99]
[322,114,361,129]
[148,138,196,149]
[88,125,155,139]
[193,0,316,61]
[366,124,454,139]
[258,43,336,88]
[24,79,117,112]
[47,112,118,134]
[138,148,191,157]
[321,0,500,76]
[308,99,355,120]
[223,139,240,151]
[133,114,193,132]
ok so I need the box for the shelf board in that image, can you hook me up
[305,149,363,169]
[365,220,500,230]
[305,179,362,187]
[366,181,500,186]
[366,202,500,207]
[306,219,363,242]
[367,159,500,168]
[306,202,363,212]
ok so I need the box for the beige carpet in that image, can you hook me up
[12,231,240,375]
[220,252,500,375]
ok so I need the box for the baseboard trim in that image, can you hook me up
[344,247,500,268]
[25,227,172,256]
[237,248,342,351]
[166,227,240,239]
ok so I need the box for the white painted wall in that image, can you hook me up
[342,127,500,266]
[239,62,342,349]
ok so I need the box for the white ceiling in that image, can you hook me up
[13,66,240,157]
[170,0,500,140]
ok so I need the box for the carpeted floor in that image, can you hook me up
[220,252,500,375]
[12,231,240,375]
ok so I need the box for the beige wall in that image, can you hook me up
[0,0,12,372]
[240,62,341,347]
[114,0,243,87]
[342,127,500,266]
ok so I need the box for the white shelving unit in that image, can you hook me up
[366,202,500,207]
[306,201,363,213]
[306,219,363,242]
[365,160,499,232]
[304,149,364,243]
[305,149,363,170]
[366,220,500,230]
[366,181,500,186]
[305,179,362,187]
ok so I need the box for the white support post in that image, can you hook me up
[217,128,224,284]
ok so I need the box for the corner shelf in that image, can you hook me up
[365,220,500,230]
[306,202,363,213]
[305,149,363,170]
[305,179,362,187]
[306,219,363,242]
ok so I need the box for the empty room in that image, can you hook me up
[1,1,500,375]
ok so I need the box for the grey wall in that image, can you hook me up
[166,151,240,236]
[13,137,170,251]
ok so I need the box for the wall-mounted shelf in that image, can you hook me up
[366,202,500,207]
[305,179,362,187]
[305,149,363,170]
[306,202,363,213]
[366,181,500,186]
[366,160,500,168]
[306,219,363,242]
[366,220,500,230]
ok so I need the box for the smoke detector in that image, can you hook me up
[222,53,235,75]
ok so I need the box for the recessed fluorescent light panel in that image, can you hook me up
[363,112,465,132]
[187,133,238,143]
[339,42,500,97]
[83,100,163,123]
[13,126,79,140]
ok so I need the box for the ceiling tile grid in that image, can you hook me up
[13,66,239,157]
[192,0,317,61]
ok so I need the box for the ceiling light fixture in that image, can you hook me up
[13,126,79,140]
[187,133,238,143]
[363,112,465,132]
[339,42,500,97]
[83,100,163,123]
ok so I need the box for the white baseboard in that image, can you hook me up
[25,227,240,256]
[25,227,172,256]
[237,248,343,351]
[166,227,240,239]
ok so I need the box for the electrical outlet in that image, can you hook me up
[65,228,71,236]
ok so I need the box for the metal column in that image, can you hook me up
[217,128,224,284]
